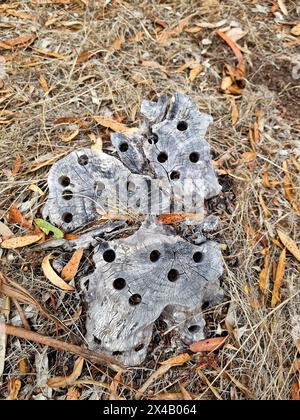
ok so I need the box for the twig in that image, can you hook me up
[1,323,125,372]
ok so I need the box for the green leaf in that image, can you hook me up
[34,218,64,239]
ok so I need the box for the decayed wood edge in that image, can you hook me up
[0,323,125,372]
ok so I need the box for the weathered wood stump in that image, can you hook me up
[43,93,224,366]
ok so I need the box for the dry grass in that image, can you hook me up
[0,0,300,400]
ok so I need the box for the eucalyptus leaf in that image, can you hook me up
[35,219,64,239]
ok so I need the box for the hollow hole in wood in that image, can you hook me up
[119,142,129,152]
[78,154,89,166]
[150,250,161,262]
[59,176,70,187]
[201,301,210,311]
[148,133,158,144]
[167,269,179,282]
[157,151,168,163]
[95,181,105,193]
[113,278,126,290]
[62,190,73,200]
[188,325,201,333]
[127,181,136,192]
[135,343,144,352]
[170,170,180,181]
[112,351,123,356]
[62,212,73,223]
[177,121,188,131]
[103,249,116,263]
[189,152,200,163]
[129,294,142,306]
[193,252,204,263]
[93,335,101,345]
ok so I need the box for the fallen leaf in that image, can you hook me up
[291,381,300,400]
[190,336,227,353]
[0,33,36,49]
[93,116,137,135]
[291,23,300,36]
[28,184,44,195]
[225,27,247,42]
[291,156,300,172]
[157,12,197,44]
[32,48,66,60]
[189,64,203,82]
[128,32,144,42]
[215,30,245,75]
[259,252,270,294]
[111,34,125,50]
[292,359,300,373]
[61,127,79,143]
[282,161,298,212]
[259,192,272,218]
[1,234,42,249]
[160,353,191,366]
[11,153,22,176]
[135,365,172,399]
[39,74,49,93]
[3,9,34,20]
[278,0,288,16]
[0,222,14,238]
[19,358,28,375]
[6,378,21,400]
[54,116,87,128]
[8,205,32,229]
[61,249,84,282]
[141,60,168,74]
[175,60,195,73]
[241,151,257,163]
[42,254,75,292]
[277,230,300,262]
[34,219,64,239]
[109,371,122,400]
[28,151,67,172]
[230,98,239,126]
[185,26,202,33]
[271,248,286,307]
[47,357,84,389]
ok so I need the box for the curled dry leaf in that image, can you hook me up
[190,336,227,353]
[42,254,75,292]
[93,116,137,135]
[277,230,300,262]
[61,127,79,143]
[1,234,43,249]
[189,65,203,82]
[61,248,84,282]
[39,74,49,93]
[291,23,300,37]
[160,353,191,366]
[271,248,286,307]
[47,357,84,389]
[8,205,32,229]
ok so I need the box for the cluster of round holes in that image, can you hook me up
[148,133,159,145]
[170,171,180,181]
[188,325,201,333]
[177,121,188,131]
[189,152,200,163]
[157,151,168,163]
[78,155,89,166]
[62,190,73,200]
[113,278,126,290]
[193,252,203,263]
[93,335,101,345]
[167,269,179,282]
[129,294,142,306]
[62,212,73,223]
[119,142,129,152]
[135,343,144,352]
[59,176,70,187]
[103,249,116,263]
[150,250,161,262]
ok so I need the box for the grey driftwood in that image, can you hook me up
[42,93,224,366]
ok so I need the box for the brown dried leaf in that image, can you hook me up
[271,248,286,307]
[291,23,300,36]
[32,48,66,60]
[8,205,32,229]
[259,192,272,218]
[0,33,36,49]
[61,249,84,282]
[160,353,191,366]
[277,230,300,262]
[230,98,239,127]
[47,357,84,389]
[189,64,203,82]
[66,386,81,400]
[175,61,195,73]
[111,35,125,51]
[259,252,270,294]
[157,13,197,44]
[109,371,122,400]
[11,153,22,176]
[0,222,14,238]
[6,379,21,400]
[61,127,79,143]
[292,359,300,373]
[42,254,75,292]
[135,364,172,399]
[39,74,49,93]
[190,336,226,353]
[1,234,42,249]
[93,116,137,135]
[291,381,300,400]
[5,9,33,20]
